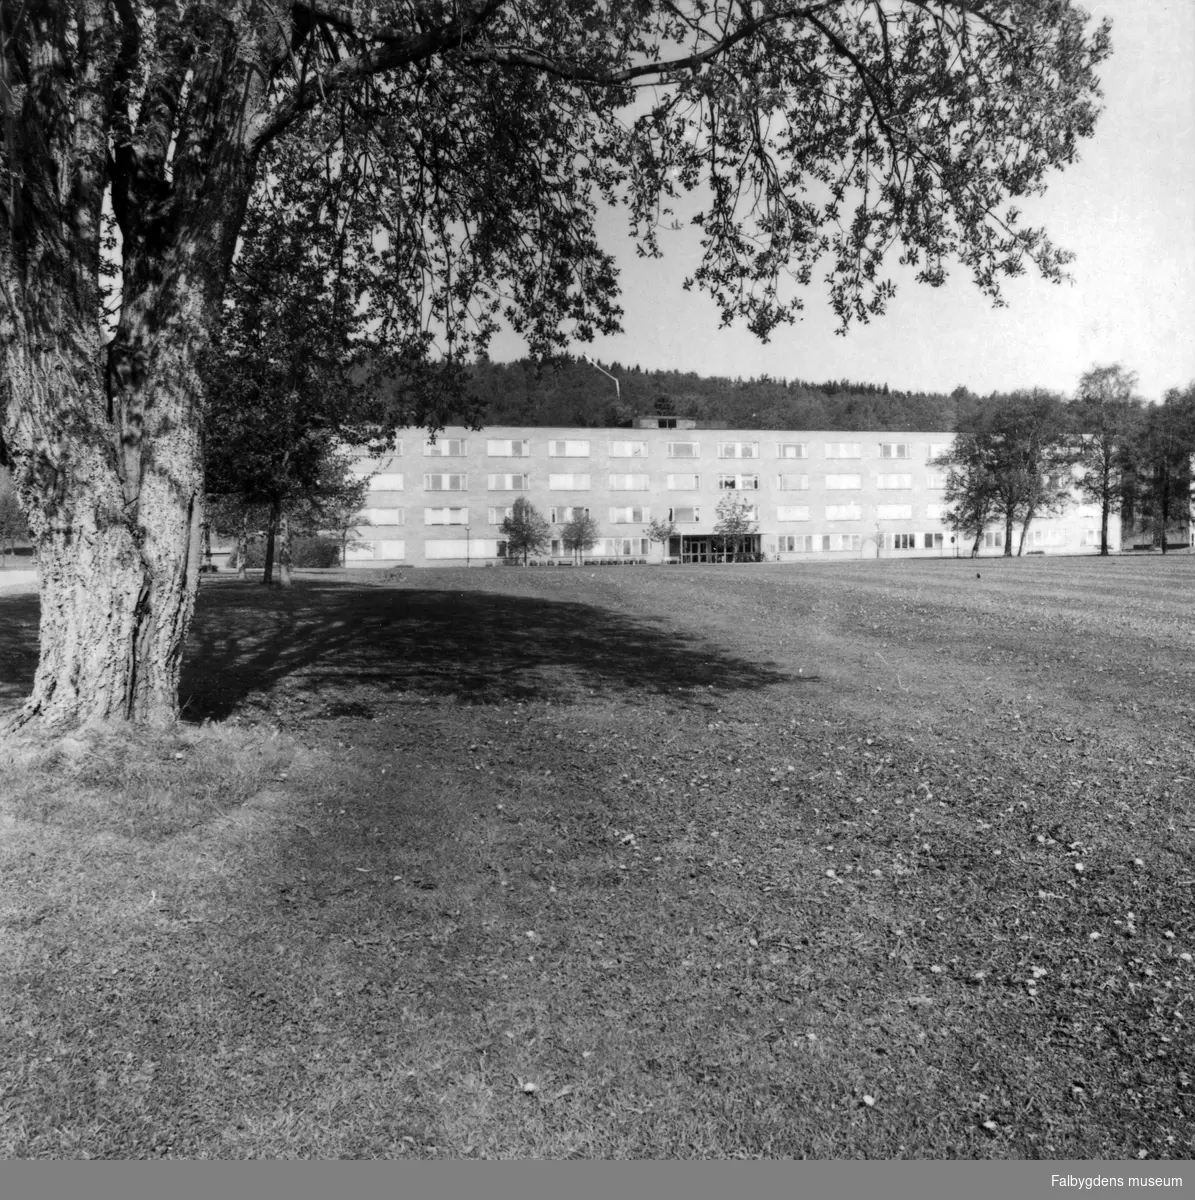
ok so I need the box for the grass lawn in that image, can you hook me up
[0,556,1192,1159]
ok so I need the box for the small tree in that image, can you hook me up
[1071,365,1143,555]
[646,516,678,564]
[935,437,997,557]
[501,498,551,565]
[561,512,600,565]
[1128,387,1195,553]
[0,471,29,567]
[714,494,758,562]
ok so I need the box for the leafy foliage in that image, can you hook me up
[713,493,758,561]
[561,511,600,563]
[943,391,1074,557]
[1124,387,1195,553]
[646,516,679,560]
[500,498,552,564]
[1071,366,1143,555]
[935,436,997,557]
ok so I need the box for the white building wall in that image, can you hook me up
[345,428,1121,567]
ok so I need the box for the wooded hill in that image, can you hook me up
[468,357,979,430]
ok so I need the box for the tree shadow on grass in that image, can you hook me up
[0,593,39,709]
[180,579,795,723]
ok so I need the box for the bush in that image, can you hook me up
[239,535,342,569]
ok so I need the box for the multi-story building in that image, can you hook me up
[345,420,1120,567]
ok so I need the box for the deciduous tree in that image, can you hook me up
[561,511,599,565]
[0,1,1111,725]
[1126,387,1195,554]
[714,494,758,562]
[1071,365,1142,555]
[500,497,551,564]
[935,437,996,558]
[646,516,678,563]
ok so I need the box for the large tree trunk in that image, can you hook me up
[277,506,292,588]
[262,501,279,585]
[3,333,204,727]
[1100,498,1110,556]
[1003,509,1015,557]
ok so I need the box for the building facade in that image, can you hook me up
[346,423,1120,567]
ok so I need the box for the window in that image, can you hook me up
[718,442,758,459]
[424,473,467,491]
[550,538,563,556]
[609,474,650,491]
[876,504,913,520]
[609,440,648,458]
[717,474,760,490]
[1031,528,1065,547]
[487,473,529,491]
[596,537,650,556]
[667,442,700,459]
[983,530,1004,549]
[925,472,947,490]
[488,506,514,525]
[925,503,946,521]
[548,473,591,490]
[777,474,809,491]
[669,506,699,523]
[1081,529,1101,547]
[486,439,529,457]
[367,473,404,491]
[363,508,405,526]
[825,474,862,490]
[825,443,861,459]
[826,533,862,551]
[609,506,650,524]
[778,534,815,552]
[424,508,468,525]
[925,532,943,549]
[877,474,913,490]
[666,473,700,490]
[825,504,862,521]
[548,439,590,457]
[425,539,470,558]
[777,443,808,459]
[378,540,406,560]
[344,543,376,562]
[927,443,953,461]
[880,443,912,460]
[776,505,810,522]
[550,506,590,523]
[893,533,916,550]
[423,438,466,456]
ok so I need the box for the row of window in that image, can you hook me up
[374,439,953,460]
[776,532,950,552]
[374,471,950,493]
[349,523,1095,563]
[362,502,968,527]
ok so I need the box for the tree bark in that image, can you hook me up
[263,501,279,585]
[1100,498,1109,556]
[236,510,249,579]
[277,505,292,588]
[2,333,204,727]
[1003,510,1015,557]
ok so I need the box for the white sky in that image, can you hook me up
[488,1,1195,403]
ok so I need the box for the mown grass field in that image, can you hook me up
[0,555,1192,1159]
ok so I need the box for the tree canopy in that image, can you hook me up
[0,0,1113,725]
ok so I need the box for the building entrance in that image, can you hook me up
[668,534,762,564]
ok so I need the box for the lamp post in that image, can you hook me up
[584,354,620,405]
